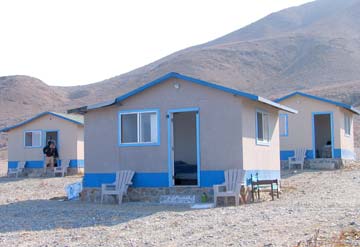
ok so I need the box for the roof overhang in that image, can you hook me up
[68,72,298,114]
[0,112,84,133]
[275,92,360,115]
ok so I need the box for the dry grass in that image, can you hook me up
[295,228,360,247]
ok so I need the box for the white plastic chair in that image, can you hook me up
[8,161,26,178]
[101,170,135,205]
[54,159,69,177]
[213,169,245,206]
[289,148,307,170]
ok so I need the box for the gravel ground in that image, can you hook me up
[0,161,7,177]
[0,167,359,247]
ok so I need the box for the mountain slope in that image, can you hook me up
[1,0,360,149]
[53,0,360,105]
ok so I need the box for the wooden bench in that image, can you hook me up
[251,176,279,201]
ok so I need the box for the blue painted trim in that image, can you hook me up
[8,161,18,169]
[255,109,271,146]
[69,160,84,168]
[280,150,294,161]
[8,160,84,169]
[132,173,168,187]
[83,173,116,188]
[280,150,314,160]
[83,170,281,188]
[118,108,160,147]
[23,130,42,148]
[167,108,200,187]
[275,92,360,115]
[306,150,314,159]
[312,112,335,159]
[167,113,172,186]
[76,73,296,114]
[196,111,201,187]
[83,172,168,188]
[0,112,84,132]
[24,161,44,168]
[279,114,288,137]
[115,73,258,103]
[168,107,200,113]
[199,171,225,187]
[334,149,356,160]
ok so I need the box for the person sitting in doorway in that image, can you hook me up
[43,141,59,168]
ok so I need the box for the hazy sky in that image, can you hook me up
[0,0,312,86]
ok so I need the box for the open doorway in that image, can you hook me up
[45,131,58,146]
[169,110,199,186]
[313,113,333,158]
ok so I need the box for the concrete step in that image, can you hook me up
[160,195,196,204]
[309,159,336,170]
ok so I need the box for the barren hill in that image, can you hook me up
[1,0,360,149]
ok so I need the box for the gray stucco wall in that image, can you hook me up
[84,77,245,173]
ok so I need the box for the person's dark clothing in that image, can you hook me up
[43,145,59,158]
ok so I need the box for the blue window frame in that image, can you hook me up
[118,109,160,146]
[24,130,42,148]
[279,114,288,137]
[256,110,270,146]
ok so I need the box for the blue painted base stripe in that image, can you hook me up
[280,151,294,161]
[280,150,313,160]
[133,173,168,187]
[334,149,355,160]
[69,160,85,168]
[25,161,44,168]
[8,161,18,169]
[281,149,355,160]
[8,160,44,169]
[84,170,281,188]
[200,171,224,187]
[8,160,85,169]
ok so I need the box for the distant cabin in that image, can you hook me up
[275,92,360,167]
[70,72,297,202]
[0,112,84,175]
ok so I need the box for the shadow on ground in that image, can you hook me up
[0,199,194,233]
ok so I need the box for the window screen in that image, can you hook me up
[24,131,41,147]
[279,114,288,136]
[120,111,158,145]
[121,113,138,143]
[256,111,270,144]
[344,114,351,136]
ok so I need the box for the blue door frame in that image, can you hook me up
[311,112,334,159]
[43,130,60,167]
[167,107,200,187]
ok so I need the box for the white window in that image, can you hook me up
[279,114,288,137]
[119,110,159,145]
[344,114,351,136]
[24,130,42,148]
[256,110,270,145]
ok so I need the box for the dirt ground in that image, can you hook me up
[0,167,359,247]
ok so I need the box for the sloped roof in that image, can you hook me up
[0,111,84,132]
[275,91,360,115]
[69,72,297,114]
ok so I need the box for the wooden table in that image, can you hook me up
[251,179,279,201]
